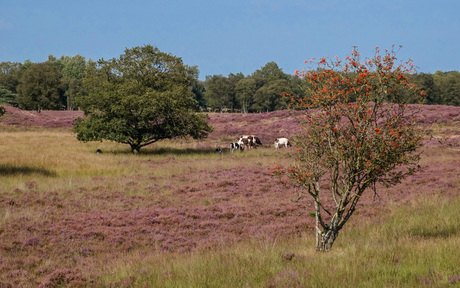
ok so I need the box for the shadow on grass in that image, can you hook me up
[409,226,459,239]
[110,147,219,156]
[0,165,57,177]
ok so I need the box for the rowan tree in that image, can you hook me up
[73,45,212,153]
[271,46,427,251]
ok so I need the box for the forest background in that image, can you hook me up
[1,54,459,114]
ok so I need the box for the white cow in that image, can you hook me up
[274,138,291,149]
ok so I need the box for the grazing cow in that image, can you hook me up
[238,135,262,149]
[274,138,291,149]
[253,136,263,146]
[215,148,223,154]
[238,137,250,149]
[95,149,102,154]
[230,142,243,153]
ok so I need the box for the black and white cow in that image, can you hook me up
[230,142,243,153]
[237,135,262,149]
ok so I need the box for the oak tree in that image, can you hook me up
[73,45,212,153]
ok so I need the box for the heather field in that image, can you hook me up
[0,105,459,287]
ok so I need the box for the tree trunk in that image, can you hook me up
[130,144,140,154]
[317,229,339,252]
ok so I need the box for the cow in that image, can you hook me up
[238,137,251,149]
[230,142,243,153]
[215,148,223,154]
[274,138,291,149]
[238,135,262,149]
[95,149,103,154]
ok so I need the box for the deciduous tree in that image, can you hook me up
[433,71,460,106]
[186,65,206,110]
[59,55,87,110]
[73,45,212,153]
[235,77,259,113]
[0,61,22,94]
[204,74,239,112]
[252,61,288,81]
[252,79,291,112]
[409,73,440,104]
[16,62,62,111]
[271,46,427,251]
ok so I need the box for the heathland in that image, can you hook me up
[0,104,459,287]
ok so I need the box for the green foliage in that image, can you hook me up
[57,55,87,110]
[2,56,459,113]
[251,79,291,112]
[235,77,259,113]
[433,70,460,106]
[16,62,62,111]
[249,62,291,112]
[0,86,18,107]
[0,61,22,94]
[186,65,206,109]
[58,54,87,79]
[409,73,440,104]
[204,74,242,112]
[73,45,212,153]
[252,61,288,81]
[61,77,84,110]
[204,62,296,113]
[205,75,236,112]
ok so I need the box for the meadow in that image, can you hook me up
[0,105,459,287]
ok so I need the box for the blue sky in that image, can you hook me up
[1,0,459,80]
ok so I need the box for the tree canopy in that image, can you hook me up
[433,70,460,106]
[0,61,22,94]
[204,74,237,112]
[73,45,212,153]
[251,79,292,112]
[16,62,62,111]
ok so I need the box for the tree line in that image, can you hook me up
[0,54,459,112]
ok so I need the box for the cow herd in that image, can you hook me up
[216,135,291,154]
[95,135,291,154]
